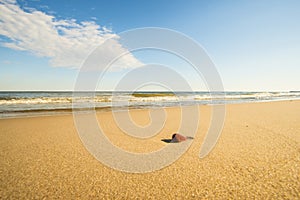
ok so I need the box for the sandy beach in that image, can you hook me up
[0,100,299,199]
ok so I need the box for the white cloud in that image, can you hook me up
[0,0,143,69]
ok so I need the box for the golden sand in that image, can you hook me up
[0,101,299,199]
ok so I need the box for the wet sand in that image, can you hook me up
[0,101,299,199]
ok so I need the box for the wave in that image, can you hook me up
[0,96,113,105]
[1,91,300,118]
[131,92,175,97]
[1,91,300,105]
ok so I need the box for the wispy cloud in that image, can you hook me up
[2,60,12,64]
[0,0,143,69]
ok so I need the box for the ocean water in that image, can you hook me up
[0,91,299,118]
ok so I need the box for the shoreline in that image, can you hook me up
[1,98,299,120]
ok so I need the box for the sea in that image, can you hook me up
[0,91,300,118]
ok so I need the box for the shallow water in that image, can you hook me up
[0,91,299,118]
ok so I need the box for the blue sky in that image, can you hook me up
[0,0,299,91]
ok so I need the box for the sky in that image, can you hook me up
[0,0,299,91]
